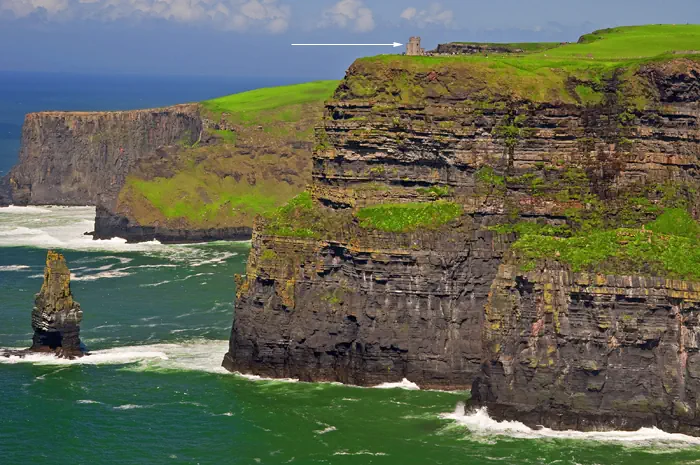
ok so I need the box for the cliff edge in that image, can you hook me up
[224,25,700,434]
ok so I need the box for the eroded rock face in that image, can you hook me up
[6,104,202,207]
[224,220,510,388]
[472,263,700,435]
[31,250,83,358]
[225,53,700,434]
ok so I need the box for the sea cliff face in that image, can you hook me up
[7,105,202,206]
[472,264,700,434]
[225,26,700,433]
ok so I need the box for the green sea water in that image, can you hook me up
[2,206,700,465]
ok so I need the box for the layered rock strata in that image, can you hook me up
[6,104,202,206]
[225,37,700,433]
[30,250,84,358]
[472,264,700,435]
[93,205,252,243]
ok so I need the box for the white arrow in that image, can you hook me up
[292,42,403,48]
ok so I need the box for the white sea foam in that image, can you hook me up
[76,399,102,405]
[0,206,164,252]
[114,404,152,410]
[0,206,245,261]
[333,451,388,456]
[314,425,337,435]
[373,378,420,390]
[0,205,54,214]
[0,347,169,366]
[190,252,237,267]
[0,265,31,271]
[71,270,132,281]
[441,402,700,446]
[141,280,172,288]
[234,372,300,383]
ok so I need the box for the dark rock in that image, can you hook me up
[471,265,700,435]
[0,175,11,206]
[435,43,526,55]
[224,53,700,435]
[6,105,202,207]
[30,250,84,358]
[92,204,252,244]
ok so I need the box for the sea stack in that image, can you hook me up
[30,250,83,358]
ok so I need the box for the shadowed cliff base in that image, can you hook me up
[224,25,700,435]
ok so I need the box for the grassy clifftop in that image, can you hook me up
[115,81,338,229]
[340,25,700,105]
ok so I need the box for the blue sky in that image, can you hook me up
[1,0,699,78]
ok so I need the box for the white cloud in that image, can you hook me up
[400,3,453,28]
[0,0,291,33]
[321,0,374,33]
[399,7,416,21]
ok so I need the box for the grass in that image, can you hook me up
[124,167,299,226]
[512,209,700,280]
[263,192,321,238]
[117,81,339,229]
[356,201,463,233]
[346,25,700,105]
[201,81,338,124]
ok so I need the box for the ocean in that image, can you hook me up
[2,74,700,464]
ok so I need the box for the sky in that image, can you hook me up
[1,0,699,79]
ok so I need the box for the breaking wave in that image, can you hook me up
[441,402,700,446]
[373,378,420,390]
[0,265,31,271]
[0,340,229,374]
[0,206,248,266]
[71,270,133,281]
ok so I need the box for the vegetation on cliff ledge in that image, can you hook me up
[356,201,463,233]
[513,209,700,280]
[117,81,338,229]
[340,25,700,106]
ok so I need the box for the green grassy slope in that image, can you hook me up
[201,81,339,124]
[116,81,339,229]
[346,25,700,105]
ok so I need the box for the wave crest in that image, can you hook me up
[442,402,700,446]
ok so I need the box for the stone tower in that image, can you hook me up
[406,37,424,56]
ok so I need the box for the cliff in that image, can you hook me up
[94,81,337,243]
[31,250,83,358]
[2,81,336,243]
[7,104,202,206]
[224,25,700,433]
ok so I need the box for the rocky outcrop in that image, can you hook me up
[223,217,510,388]
[435,43,527,55]
[30,250,83,358]
[92,204,252,243]
[472,264,700,435]
[0,178,10,206]
[6,104,202,206]
[225,29,700,434]
[433,42,563,55]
